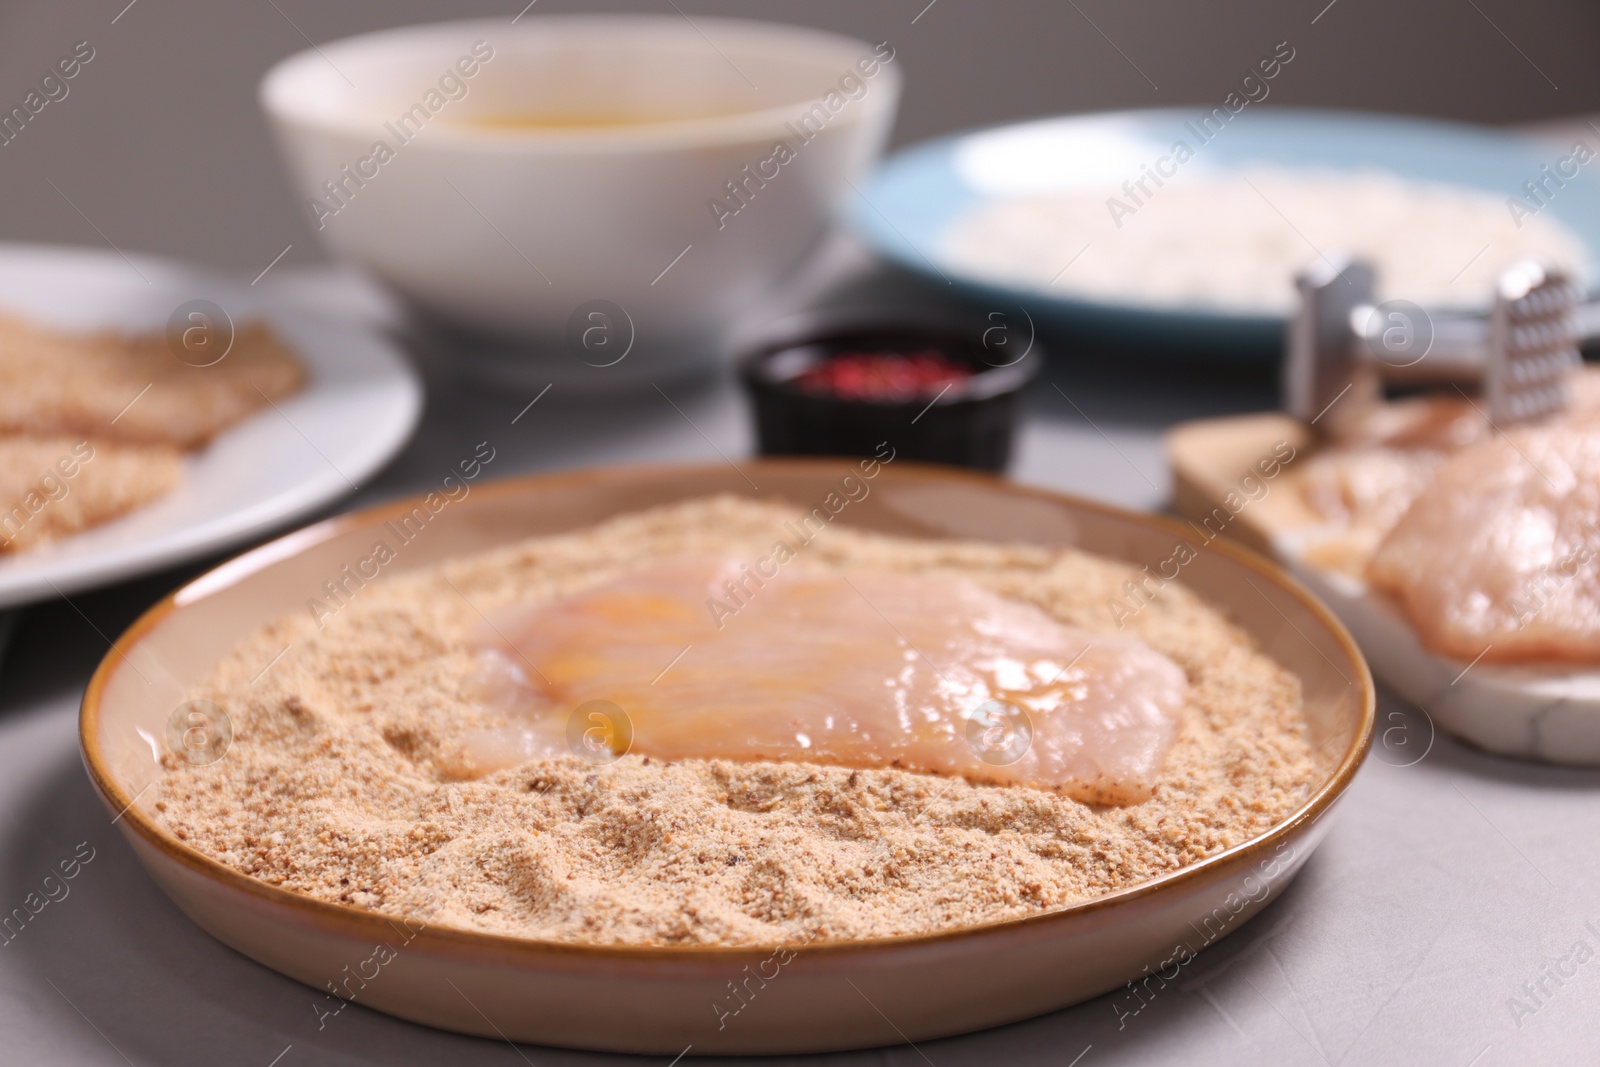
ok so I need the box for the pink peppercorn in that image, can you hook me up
[795,349,972,401]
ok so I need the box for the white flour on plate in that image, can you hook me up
[944,167,1592,314]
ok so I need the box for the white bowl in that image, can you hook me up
[260,16,902,386]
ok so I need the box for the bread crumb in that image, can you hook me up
[156,496,1317,946]
[0,435,180,552]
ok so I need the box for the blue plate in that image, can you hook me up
[850,107,1600,361]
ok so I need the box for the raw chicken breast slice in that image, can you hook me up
[464,556,1188,805]
[1367,422,1600,663]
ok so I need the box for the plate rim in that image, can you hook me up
[80,457,1376,964]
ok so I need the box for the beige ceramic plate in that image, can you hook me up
[80,461,1373,1055]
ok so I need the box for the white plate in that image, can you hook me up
[852,108,1600,361]
[0,244,422,608]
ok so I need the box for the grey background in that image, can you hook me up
[1,0,1598,272]
[2,2,1600,1066]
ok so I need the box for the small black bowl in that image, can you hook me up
[738,319,1038,471]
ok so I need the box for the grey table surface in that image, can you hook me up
[1,237,1598,1067]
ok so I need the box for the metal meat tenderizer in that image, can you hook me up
[1285,255,1584,432]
